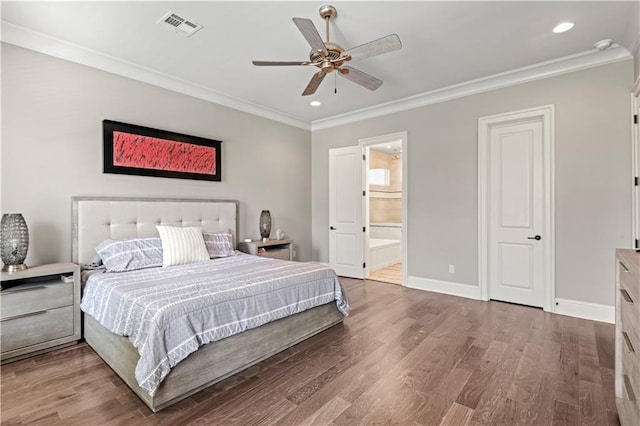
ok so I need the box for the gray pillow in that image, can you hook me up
[95,237,164,272]
[203,230,235,258]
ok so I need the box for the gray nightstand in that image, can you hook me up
[238,239,293,261]
[1,262,81,363]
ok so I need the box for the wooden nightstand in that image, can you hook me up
[0,262,81,363]
[238,239,293,261]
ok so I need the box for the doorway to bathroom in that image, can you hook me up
[361,132,407,286]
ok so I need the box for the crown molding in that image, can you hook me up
[0,21,311,131]
[311,45,632,131]
[2,21,632,134]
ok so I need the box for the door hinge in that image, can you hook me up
[362,190,366,196]
[634,114,638,124]
[635,177,639,186]
[363,262,366,268]
[363,154,366,161]
[363,226,366,232]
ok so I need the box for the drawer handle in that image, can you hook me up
[621,289,634,303]
[623,331,635,353]
[0,310,47,322]
[620,261,629,273]
[624,374,636,401]
[0,286,46,296]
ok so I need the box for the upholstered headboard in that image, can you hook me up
[72,196,239,266]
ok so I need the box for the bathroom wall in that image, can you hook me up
[369,149,402,224]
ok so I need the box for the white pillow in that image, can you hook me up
[156,226,209,267]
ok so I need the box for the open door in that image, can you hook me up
[329,146,366,278]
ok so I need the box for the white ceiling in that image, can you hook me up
[2,1,638,128]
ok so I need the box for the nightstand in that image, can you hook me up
[1,262,81,363]
[238,239,293,261]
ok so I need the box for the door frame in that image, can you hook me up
[478,105,555,312]
[631,91,639,249]
[359,131,408,286]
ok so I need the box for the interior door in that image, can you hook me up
[488,119,545,307]
[329,146,365,278]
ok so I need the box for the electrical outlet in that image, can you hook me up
[448,264,455,274]
[292,250,297,259]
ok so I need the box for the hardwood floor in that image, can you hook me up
[368,263,402,285]
[1,278,618,425]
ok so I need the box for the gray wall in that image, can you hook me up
[312,60,633,306]
[1,43,312,264]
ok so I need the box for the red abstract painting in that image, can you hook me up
[103,120,222,181]
[113,132,216,175]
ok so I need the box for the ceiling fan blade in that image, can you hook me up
[292,17,327,55]
[344,34,402,61]
[252,60,312,66]
[340,66,383,91]
[302,71,326,96]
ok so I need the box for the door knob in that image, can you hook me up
[330,226,336,230]
[527,235,541,240]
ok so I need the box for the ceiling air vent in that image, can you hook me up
[157,11,203,38]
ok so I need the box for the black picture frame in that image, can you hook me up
[103,120,222,182]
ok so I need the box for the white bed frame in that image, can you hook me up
[72,196,344,412]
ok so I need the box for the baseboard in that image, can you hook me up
[554,298,614,324]
[407,276,482,300]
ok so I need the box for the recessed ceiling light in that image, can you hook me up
[386,145,391,149]
[310,100,321,107]
[553,22,574,33]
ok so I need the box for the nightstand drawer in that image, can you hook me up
[619,259,639,305]
[261,248,291,261]
[0,305,74,353]
[0,281,73,319]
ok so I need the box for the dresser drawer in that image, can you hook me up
[619,259,639,305]
[0,305,74,353]
[0,281,73,319]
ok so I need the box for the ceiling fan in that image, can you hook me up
[252,5,402,96]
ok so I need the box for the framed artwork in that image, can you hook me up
[103,120,222,181]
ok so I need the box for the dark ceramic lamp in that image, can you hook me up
[259,210,271,241]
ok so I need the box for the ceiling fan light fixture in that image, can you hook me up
[553,22,574,33]
[310,100,322,107]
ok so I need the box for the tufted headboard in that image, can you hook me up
[72,196,239,266]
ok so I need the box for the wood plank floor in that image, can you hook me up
[1,278,618,425]
[368,263,402,285]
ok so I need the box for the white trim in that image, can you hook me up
[633,76,640,98]
[407,276,482,300]
[554,298,614,324]
[1,21,310,131]
[312,46,630,131]
[632,94,639,248]
[359,132,408,287]
[478,105,556,313]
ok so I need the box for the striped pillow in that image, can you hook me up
[203,230,235,258]
[156,226,209,267]
[95,237,164,272]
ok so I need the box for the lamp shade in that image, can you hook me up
[1,213,29,272]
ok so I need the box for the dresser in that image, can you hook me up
[238,239,293,261]
[615,249,640,425]
[0,262,81,363]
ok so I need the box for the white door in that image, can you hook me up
[488,119,545,307]
[329,146,365,278]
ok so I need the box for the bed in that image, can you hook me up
[72,196,347,412]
